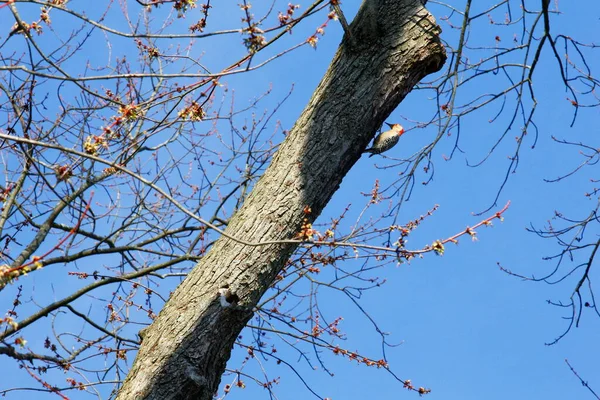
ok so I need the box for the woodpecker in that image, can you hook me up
[364,123,405,157]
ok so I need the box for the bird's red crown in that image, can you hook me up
[386,123,405,135]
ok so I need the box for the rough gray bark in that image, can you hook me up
[117,1,445,399]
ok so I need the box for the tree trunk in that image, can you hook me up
[117,1,445,398]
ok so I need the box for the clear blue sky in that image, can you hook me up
[1,1,598,399]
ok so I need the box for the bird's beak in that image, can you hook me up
[385,123,394,129]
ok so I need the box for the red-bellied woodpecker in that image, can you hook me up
[364,123,405,157]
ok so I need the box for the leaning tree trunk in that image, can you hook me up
[117,1,445,398]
